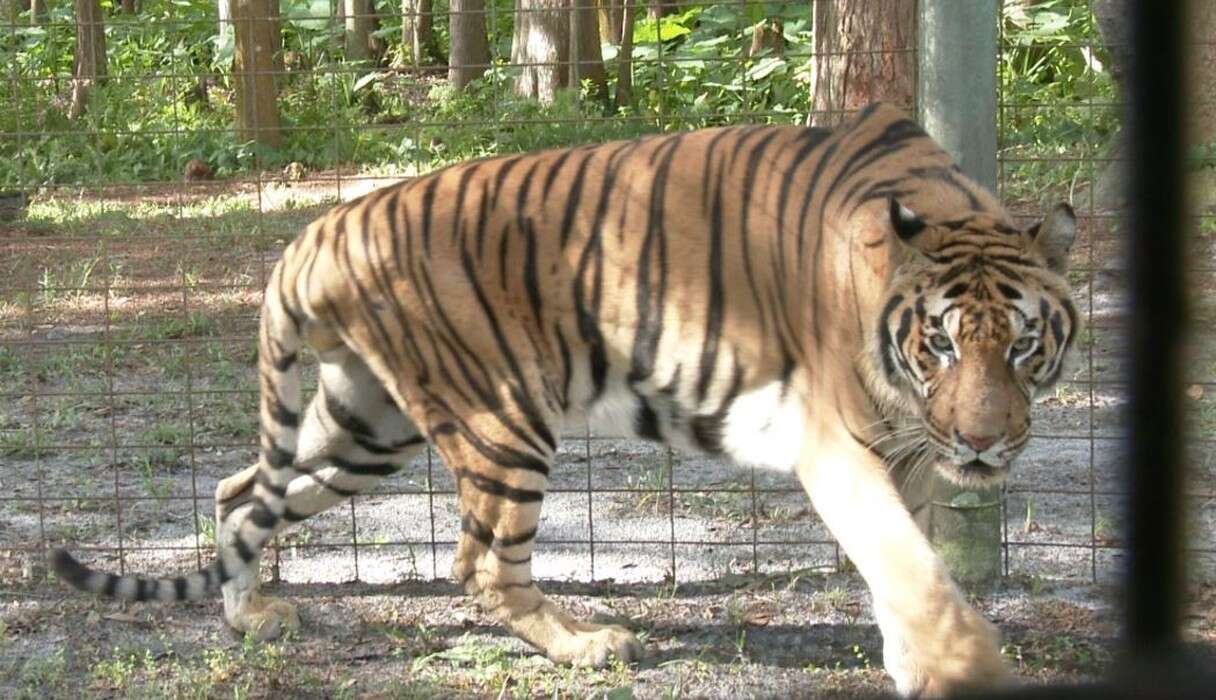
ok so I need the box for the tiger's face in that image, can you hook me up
[873,200,1079,488]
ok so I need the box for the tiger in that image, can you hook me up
[50,103,1078,696]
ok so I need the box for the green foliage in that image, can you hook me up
[621,3,812,127]
[0,0,1115,194]
[999,0,1120,201]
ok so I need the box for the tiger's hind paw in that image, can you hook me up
[548,624,643,668]
[227,595,300,642]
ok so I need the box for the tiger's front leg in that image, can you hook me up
[796,424,1013,697]
[435,418,642,667]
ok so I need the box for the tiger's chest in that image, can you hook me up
[567,375,808,473]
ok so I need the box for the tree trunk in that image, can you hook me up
[69,0,107,120]
[810,0,915,126]
[646,0,676,20]
[121,0,136,13]
[231,0,282,148]
[573,0,607,100]
[512,0,604,104]
[3,0,21,26]
[597,0,624,43]
[29,0,46,25]
[344,0,373,62]
[449,0,489,88]
[614,0,635,107]
[403,0,438,65]
[513,0,567,103]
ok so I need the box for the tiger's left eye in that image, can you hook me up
[928,333,954,354]
[1011,336,1037,356]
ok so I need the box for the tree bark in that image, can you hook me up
[69,0,108,120]
[512,0,605,104]
[449,0,489,88]
[231,0,282,148]
[614,0,636,107]
[29,0,46,25]
[810,0,915,126]
[597,0,624,43]
[343,0,373,62]
[3,0,21,26]
[403,0,438,65]
[121,0,136,13]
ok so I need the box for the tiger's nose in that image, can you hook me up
[957,431,1000,452]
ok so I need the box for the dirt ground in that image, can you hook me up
[2,179,1215,698]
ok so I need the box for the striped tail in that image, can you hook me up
[49,257,307,603]
[48,547,224,602]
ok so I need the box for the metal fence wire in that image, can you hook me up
[0,1,1213,600]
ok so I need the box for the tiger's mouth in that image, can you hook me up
[937,457,1011,489]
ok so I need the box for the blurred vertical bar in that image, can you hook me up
[917,0,998,191]
[1124,0,1185,658]
[916,0,1002,587]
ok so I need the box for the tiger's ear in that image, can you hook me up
[1027,202,1076,275]
[889,197,927,241]
[888,198,934,266]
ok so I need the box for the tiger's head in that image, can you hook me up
[869,199,1079,488]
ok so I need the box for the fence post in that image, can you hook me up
[916,0,1002,587]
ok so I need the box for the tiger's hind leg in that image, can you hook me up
[428,408,642,667]
[214,348,426,640]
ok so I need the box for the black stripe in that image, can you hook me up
[283,507,309,523]
[995,281,1023,300]
[265,388,299,428]
[697,155,727,403]
[497,527,537,548]
[135,579,151,602]
[877,294,905,378]
[263,442,295,469]
[174,577,188,600]
[325,392,376,437]
[522,219,543,321]
[255,469,288,498]
[271,351,297,372]
[629,136,684,383]
[943,282,969,299]
[234,535,257,563]
[459,469,545,503]
[103,573,119,597]
[332,456,401,477]
[634,396,662,441]
[420,175,439,253]
[461,512,494,547]
[248,499,278,528]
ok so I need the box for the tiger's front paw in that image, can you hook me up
[226,594,300,642]
[885,611,1014,697]
[547,624,643,668]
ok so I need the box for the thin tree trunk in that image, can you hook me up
[597,0,623,43]
[344,0,373,62]
[29,0,46,25]
[121,0,136,13]
[449,0,489,88]
[614,0,636,107]
[231,0,282,148]
[3,0,21,26]
[69,0,107,120]
[573,0,606,100]
[810,0,915,126]
[403,0,438,65]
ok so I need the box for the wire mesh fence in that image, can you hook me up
[0,0,1212,604]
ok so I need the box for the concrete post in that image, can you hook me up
[917,0,1002,587]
